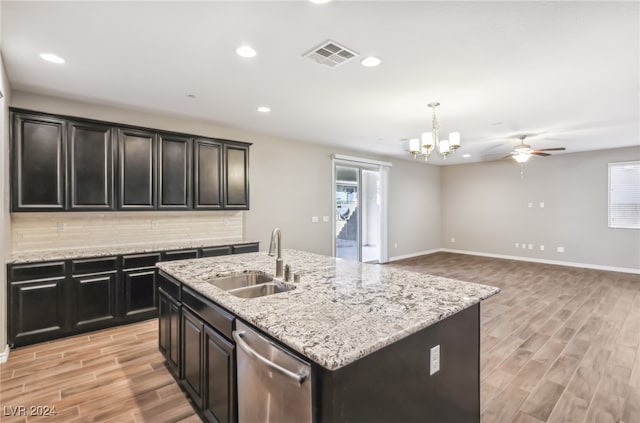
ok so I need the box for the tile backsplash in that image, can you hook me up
[11,211,243,252]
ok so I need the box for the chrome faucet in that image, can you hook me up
[268,227,283,278]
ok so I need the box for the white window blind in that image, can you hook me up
[608,161,640,229]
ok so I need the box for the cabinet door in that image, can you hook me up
[194,139,223,209]
[70,272,118,329]
[159,288,181,377]
[159,133,192,209]
[68,121,114,210]
[122,268,157,319]
[11,112,66,211]
[9,277,67,346]
[182,308,204,409]
[224,144,249,209]
[118,128,156,209]
[204,326,236,423]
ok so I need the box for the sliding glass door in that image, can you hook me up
[334,164,382,263]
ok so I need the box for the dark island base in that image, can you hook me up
[316,303,480,423]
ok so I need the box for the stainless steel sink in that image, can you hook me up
[228,283,293,298]
[205,271,294,298]
[206,271,273,291]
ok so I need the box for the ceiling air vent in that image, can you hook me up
[304,40,359,68]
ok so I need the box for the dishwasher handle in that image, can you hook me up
[233,330,309,385]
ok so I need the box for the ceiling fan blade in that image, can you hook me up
[532,152,551,156]
[536,147,566,151]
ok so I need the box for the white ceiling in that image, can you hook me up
[2,1,638,165]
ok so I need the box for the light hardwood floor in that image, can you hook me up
[1,252,639,422]
[0,320,198,422]
[389,252,640,423]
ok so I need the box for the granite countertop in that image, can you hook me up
[8,238,261,264]
[157,249,500,371]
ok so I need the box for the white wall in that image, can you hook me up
[441,147,640,271]
[9,91,442,259]
[1,51,12,357]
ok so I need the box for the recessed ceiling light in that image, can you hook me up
[361,56,381,67]
[309,0,332,3]
[257,106,271,113]
[40,53,65,64]
[463,154,471,158]
[236,46,256,58]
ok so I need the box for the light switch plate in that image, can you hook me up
[311,216,319,223]
[322,216,329,222]
[430,345,440,375]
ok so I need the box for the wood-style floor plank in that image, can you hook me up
[389,252,640,423]
[1,252,638,422]
[0,320,196,423]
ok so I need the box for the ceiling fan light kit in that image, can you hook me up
[409,102,460,161]
[506,135,566,164]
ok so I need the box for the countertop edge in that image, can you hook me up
[7,239,262,264]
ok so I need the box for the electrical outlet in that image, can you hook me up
[311,216,319,223]
[515,242,519,248]
[57,223,66,233]
[322,216,329,222]
[430,345,440,375]
[522,242,527,248]
[540,245,545,251]
[451,237,455,243]
[539,202,545,208]
[394,243,398,249]
[151,221,159,230]
[557,246,565,253]
[528,202,533,208]
[528,244,533,250]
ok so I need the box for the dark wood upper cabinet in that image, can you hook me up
[10,109,250,212]
[194,139,223,209]
[159,133,192,209]
[11,113,66,211]
[118,128,156,210]
[68,121,114,210]
[224,144,249,209]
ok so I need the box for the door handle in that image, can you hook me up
[233,330,308,385]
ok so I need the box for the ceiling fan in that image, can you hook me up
[504,135,566,163]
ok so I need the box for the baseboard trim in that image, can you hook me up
[388,249,443,262]
[0,344,9,364]
[440,248,640,275]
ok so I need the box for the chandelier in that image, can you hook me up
[409,102,460,160]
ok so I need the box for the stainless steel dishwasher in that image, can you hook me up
[233,320,312,423]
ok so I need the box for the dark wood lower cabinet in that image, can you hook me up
[70,271,117,329]
[8,242,257,348]
[160,272,237,423]
[9,276,67,345]
[182,308,205,409]
[204,326,236,423]
[123,267,157,318]
[159,288,181,379]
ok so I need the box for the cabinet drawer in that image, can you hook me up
[71,257,118,275]
[122,253,161,269]
[158,272,181,301]
[9,262,66,282]
[183,287,234,340]
[200,246,232,257]
[161,249,199,262]
[232,243,259,254]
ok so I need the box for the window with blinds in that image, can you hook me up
[608,161,640,229]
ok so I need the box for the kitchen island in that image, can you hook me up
[157,249,499,423]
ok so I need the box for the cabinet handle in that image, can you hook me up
[232,330,308,385]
